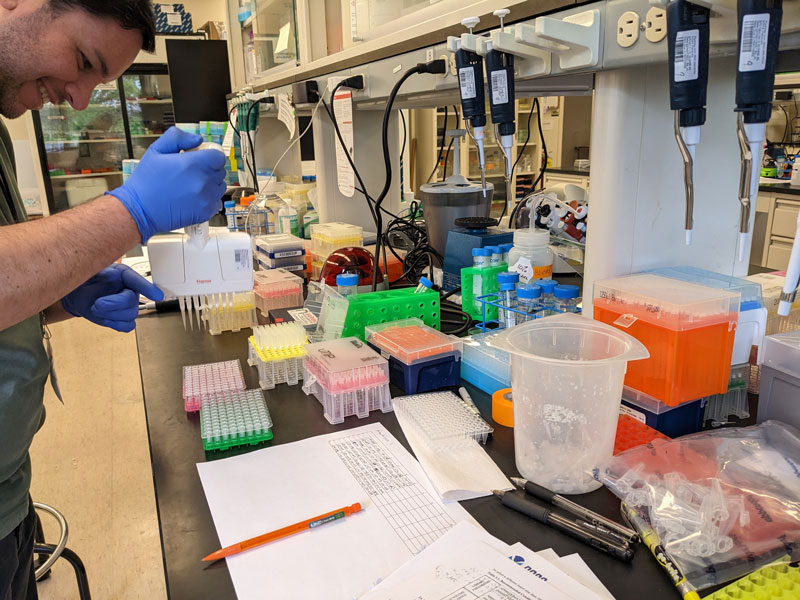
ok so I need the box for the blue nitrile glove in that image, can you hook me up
[108,126,227,243]
[62,264,164,332]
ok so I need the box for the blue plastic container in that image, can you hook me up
[367,342,460,394]
[620,386,707,437]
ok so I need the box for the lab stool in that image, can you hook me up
[33,502,91,599]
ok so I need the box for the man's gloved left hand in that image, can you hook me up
[62,264,164,332]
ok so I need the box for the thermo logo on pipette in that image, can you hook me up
[196,279,212,284]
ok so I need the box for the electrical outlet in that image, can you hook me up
[449,53,457,76]
[438,54,453,78]
[426,48,434,63]
[645,6,667,43]
[617,11,640,48]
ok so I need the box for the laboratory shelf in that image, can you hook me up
[49,171,123,180]
[44,138,125,144]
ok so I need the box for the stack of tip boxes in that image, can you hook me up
[302,337,391,424]
[309,222,363,280]
[593,274,740,438]
[247,323,307,390]
[365,318,462,394]
[203,292,258,335]
[255,233,307,279]
[460,331,511,394]
[253,268,304,317]
[182,360,273,451]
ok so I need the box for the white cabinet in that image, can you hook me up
[751,189,800,271]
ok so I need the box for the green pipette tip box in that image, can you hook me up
[705,563,800,599]
[341,287,440,341]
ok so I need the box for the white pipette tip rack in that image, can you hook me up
[183,359,246,413]
[393,391,494,447]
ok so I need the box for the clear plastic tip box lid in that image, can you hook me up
[393,391,493,446]
[647,266,763,312]
[761,331,800,380]
[593,273,740,330]
[303,337,389,392]
[365,318,462,365]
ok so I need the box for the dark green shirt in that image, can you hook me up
[0,119,50,539]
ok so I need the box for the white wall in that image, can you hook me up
[1,114,49,217]
[177,0,227,28]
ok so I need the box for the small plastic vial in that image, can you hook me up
[554,284,580,313]
[472,247,491,268]
[336,273,359,297]
[487,246,503,267]
[538,279,558,309]
[224,200,237,231]
[516,284,542,322]
[499,243,513,265]
[414,276,433,294]
[497,272,519,328]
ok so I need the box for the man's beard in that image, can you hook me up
[0,75,24,119]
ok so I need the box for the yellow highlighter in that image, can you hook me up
[621,503,701,600]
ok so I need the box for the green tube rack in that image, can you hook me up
[461,265,508,321]
[705,563,800,599]
[341,287,440,341]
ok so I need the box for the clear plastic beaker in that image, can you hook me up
[489,313,649,494]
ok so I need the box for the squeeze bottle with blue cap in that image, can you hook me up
[415,276,433,294]
[497,271,519,328]
[554,284,580,313]
[336,273,359,297]
[517,285,542,322]
[473,247,491,268]
[538,279,558,309]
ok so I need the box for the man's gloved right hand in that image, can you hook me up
[108,126,227,243]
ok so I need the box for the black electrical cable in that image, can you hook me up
[509,98,548,229]
[400,109,407,166]
[372,63,432,292]
[440,106,460,181]
[246,100,261,192]
[512,98,536,174]
[228,103,240,138]
[779,104,791,144]
[426,106,448,184]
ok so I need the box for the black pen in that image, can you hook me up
[493,490,635,563]
[510,476,639,544]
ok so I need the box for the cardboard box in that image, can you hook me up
[199,20,226,40]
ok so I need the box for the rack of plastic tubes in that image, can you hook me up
[203,291,258,335]
[475,277,581,331]
[247,322,308,390]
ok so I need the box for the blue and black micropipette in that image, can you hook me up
[484,9,516,213]
[667,0,710,246]
[454,17,488,196]
[735,0,783,261]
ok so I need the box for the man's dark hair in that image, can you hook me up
[49,0,156,52]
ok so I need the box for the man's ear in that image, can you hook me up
[0,0,20,10]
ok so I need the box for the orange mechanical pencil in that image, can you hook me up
[202,502,363,562]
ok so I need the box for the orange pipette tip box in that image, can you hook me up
[365,319,461,365]
[613,414,670,455]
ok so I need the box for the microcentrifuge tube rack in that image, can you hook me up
[183,359,246,412]
[247,323,307,390]
[393,391,493,447]
[199,389,273,451]
[202,291,258,335]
